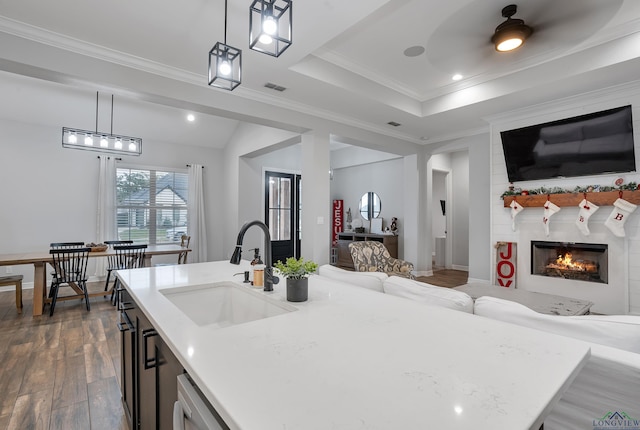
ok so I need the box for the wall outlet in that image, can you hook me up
[5,266,12,274]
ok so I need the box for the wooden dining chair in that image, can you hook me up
[178,235,191,264]
[49,242,86,298]
[110,244,147,306]
[103,240,134,292]
[155,235,191,267]
[49,247,91,316]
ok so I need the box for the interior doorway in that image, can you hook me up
[430,150,469,271]
[265,171,301,264]
[432,169,449,269]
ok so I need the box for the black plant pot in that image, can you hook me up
[286,278,308,302]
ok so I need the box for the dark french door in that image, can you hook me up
[265,171,301,265]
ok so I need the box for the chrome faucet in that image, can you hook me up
[229,220,279,291]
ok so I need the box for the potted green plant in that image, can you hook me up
[274,257,318,302]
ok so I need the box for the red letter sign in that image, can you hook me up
[332,200,343,245]
[495,242,517,288]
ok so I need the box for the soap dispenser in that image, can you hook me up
[250,248,265,287]
[250,248,263,266]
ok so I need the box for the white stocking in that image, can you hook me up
[605,198,637,237]
[575,199,599,236]
[542,201,561,237]
[510,200,524,231]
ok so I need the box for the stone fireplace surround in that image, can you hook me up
[513,209,627,315]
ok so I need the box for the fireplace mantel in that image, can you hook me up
[503,189,640,208]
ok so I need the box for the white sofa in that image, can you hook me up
[474,296,640,430]
[382,275,474,313]
[318,264,387,292]
[318,264,473,311]
[317,265,640,429]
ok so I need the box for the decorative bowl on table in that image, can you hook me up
[86,242,108,252]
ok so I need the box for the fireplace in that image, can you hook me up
[531,241,608,284]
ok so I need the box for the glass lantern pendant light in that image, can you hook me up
[249,0,292,57]
[208,0,242,91]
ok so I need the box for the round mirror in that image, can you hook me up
[359,192,381,220]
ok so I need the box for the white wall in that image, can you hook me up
[451,151,469,269]
[222,123,300,259]
[426,134,491,282]
[240,144,302,254]
[0,117,224,283]
[489,81,640,314]
[330,157,406,257]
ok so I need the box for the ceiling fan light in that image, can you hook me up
[497,37,522,52]
[491,4,532,52]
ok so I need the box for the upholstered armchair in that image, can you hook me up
[348,241,415,279]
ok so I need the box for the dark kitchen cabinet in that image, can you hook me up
[118,285,184,430]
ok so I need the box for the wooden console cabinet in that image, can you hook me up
[336,232,398,270]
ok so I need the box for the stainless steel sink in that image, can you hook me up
[160,282,295,328]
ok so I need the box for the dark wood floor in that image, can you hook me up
[416,268,468,288]
[0,285,126,430]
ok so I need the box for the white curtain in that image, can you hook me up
[187,164,208,263]
[95,156,117,276]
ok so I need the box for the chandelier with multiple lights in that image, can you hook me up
[62,92,142,156]
[208,0,293,91]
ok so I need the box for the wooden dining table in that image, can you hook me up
[0,244,190,316]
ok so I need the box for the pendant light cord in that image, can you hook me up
[111,95,114,135]
[224,0,228,44]
[95,91,99,133]
[94,91,116,135]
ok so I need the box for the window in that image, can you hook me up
[116,167,188,244]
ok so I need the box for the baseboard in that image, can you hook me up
[415,270,433,277]
[466,277,491,285]
[451,265,469,271]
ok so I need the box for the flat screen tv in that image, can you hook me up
[500,105,636,182]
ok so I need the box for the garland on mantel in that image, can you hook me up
[501,182,639,199]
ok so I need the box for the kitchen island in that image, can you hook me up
[116,261,590,430]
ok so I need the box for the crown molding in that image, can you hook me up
[0,16,424,146]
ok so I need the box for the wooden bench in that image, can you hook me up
[0,275,23,314]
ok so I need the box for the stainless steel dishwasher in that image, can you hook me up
[174,374,228,430]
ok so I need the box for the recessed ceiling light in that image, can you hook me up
[452,74,463,81]
[187,114,195,122]
[387,121,401,127]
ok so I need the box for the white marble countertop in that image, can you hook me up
[116,261,591,430]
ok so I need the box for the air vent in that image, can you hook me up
[264,82,287,92]
[387,121,401,127]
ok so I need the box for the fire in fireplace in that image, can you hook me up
[531,241,608,284]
